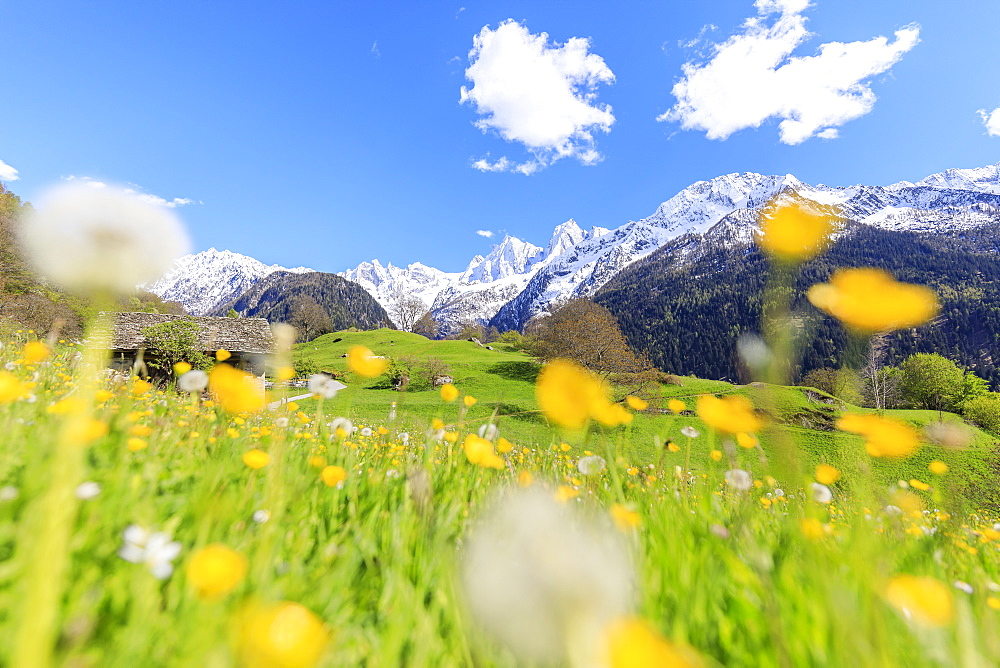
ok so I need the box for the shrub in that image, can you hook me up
[962,393,1000,435]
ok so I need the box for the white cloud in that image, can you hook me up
[460,20,615,173]
[0,159,19,182]
[371,40,381,58]
[476,229,493,238]
[661,0,920,144]
[979,107,1000,137]
[63,175,197,208]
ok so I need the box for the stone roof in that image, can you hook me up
[110,313,274,355]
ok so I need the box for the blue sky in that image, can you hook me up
[1,0,998,273]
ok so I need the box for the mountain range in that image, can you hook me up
[145,162,1000,379]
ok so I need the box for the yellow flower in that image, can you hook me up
[735,432,758,449]
[890,489,925,517]
[610,504,641,531]
[94,389,115,403]
[987,597,1000,611]
[696,394,762,434]
[667,442,680,453]
[186,544,248,599]
[320,465,347,487]
[800,517,826,540]
[243,449,270,469]
[929,460,948,475]
[347,345,387,377]
[885,575,955,627]
[463,434,504,469]
[625,395,648,411]
[909,478,931,491]
[517,470,534,487]
[554,485,579,503]
[173,361,192,375]
[440,383,459,402]
[604,617,702,668]
[210,364,265,413]
[215,349,232,362]
[756,199,836,262]
[132,378,153,396]
[807,268,939,333]
[535,359,629,429]
[464,394,477,408]
[127,437,148,452]
[66,418,109,444]
[496,437,514,453]
[22,341,50,363]
[815,464,841,485]
[709,450,723,462]
[277,366,295,382]
[667,398,686,414]
[129,424,153,437]
[237,602,328,668]
[837,413,921,458]
[48,397,86,415]
[0,371,29,403]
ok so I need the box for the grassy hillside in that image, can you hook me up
[294,329,1000,509]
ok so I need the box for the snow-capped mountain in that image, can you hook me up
[145,248,313,315]
[341,221,610,336]
[491,163,1000,330]
[146,161,1000,335]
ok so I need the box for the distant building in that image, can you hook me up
[109,313,274,376]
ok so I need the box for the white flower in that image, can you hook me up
[19,183,189,293]
[810,483,833,504]
[360,427,373,437]
[4,362,15,371]
[884,505,903,516]
[954,580,974,595]
[477,423,498,441]
[74,481,101,500]
[308,373,340,399]
[386,469,399,478]
[0,486,19,502]
[680,426,700,438]
[725,469,752,491]
[460,488,634,664]
[398,432,410,443]
[177,369,208,393]
[577,455,606,476]
[773,488,785,497]
[118,525,181,579]
[274,417,289,428]
[252,509,271,524]
[329,418,354,437]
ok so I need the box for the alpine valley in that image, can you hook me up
[146,162,1000,385]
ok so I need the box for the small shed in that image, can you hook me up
[109,313,274,376]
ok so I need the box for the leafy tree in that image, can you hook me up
[897,353,987,412]
[141,320,212,376]
[227,308,240,318]
[526,298,652,377]
[962,393,1000,434]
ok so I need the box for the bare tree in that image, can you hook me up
[389,290,426,332]
[526,298,652,378]
[412,311,439,339]
[861,334,899,409]
[289,296,333,342]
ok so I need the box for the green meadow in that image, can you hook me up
[0,327,998,667]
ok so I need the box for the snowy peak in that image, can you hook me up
[459,235,544,284]
[915,163,1000,195]
[144,248,313,315]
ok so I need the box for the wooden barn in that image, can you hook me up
[109,313,274,376]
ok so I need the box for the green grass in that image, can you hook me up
[1,332,999,666]
[294,330,1000,508]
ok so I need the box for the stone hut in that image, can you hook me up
[109,313,274,376]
